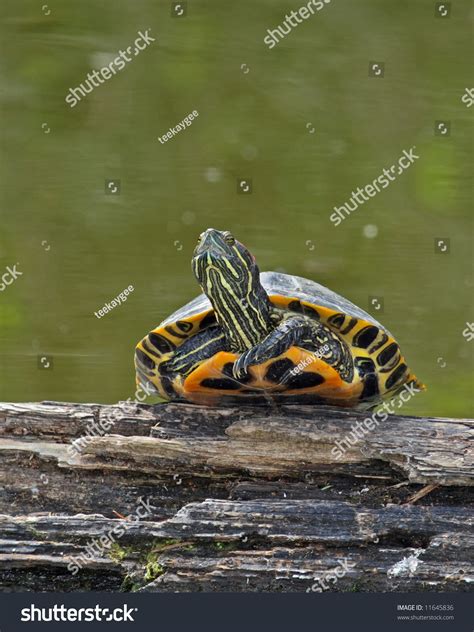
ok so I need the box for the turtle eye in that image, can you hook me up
[224,233,235,245]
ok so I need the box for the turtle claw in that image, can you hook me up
[232,352,253,381]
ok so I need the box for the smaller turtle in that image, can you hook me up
[135,229,424,407]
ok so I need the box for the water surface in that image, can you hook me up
[0,0,472,417]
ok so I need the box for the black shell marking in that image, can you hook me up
[360,373,380,400]
[287,300,320,319]
[377,342,398,367]
[177,320,194,332]
[352,326,379,349]
[385,363,408,390]
[287,372,325,389]
[340,317,358,335]
[200,377,241,390]
[165,325,188,339]
[142,338,160,358]
[136,349,155,370]
[354,357,376,377]
[328,313,345,329]
[148,332,176,353]
[368,332,389,354]
[199,312,217,330]
[264,358,296,383]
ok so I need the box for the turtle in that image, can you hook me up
[135,228,424,408]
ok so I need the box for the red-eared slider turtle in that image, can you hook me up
[135,228,423,407]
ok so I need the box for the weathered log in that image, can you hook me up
[0,401,472,592]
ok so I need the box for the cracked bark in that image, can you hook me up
[0,401,472,592]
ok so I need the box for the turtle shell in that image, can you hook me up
[135,272,422,407]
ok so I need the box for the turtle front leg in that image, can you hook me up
[162,326,227,376]
[232,315,318,380]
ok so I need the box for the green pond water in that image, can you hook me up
[0,0,472,418]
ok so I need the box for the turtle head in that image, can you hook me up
[192,228,272,352]
[192,228,259,290]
